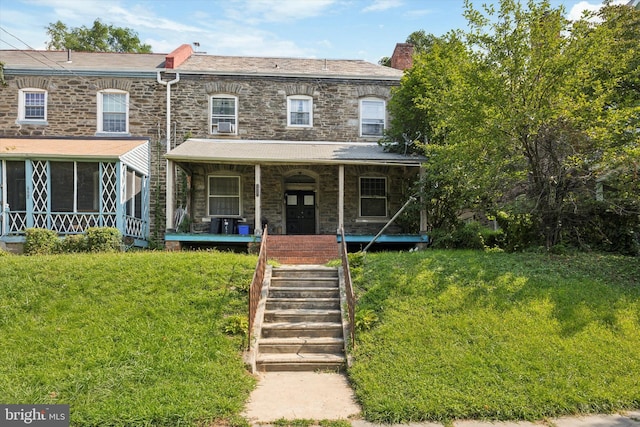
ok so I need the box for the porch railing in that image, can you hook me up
[340,227,356,349]
[248,227,268,349]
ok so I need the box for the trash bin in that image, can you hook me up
[209,218,221,234]
[238,224,250,235]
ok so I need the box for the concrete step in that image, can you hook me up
[258,337,345,354]
[271,277,338,288]
[260,322,344,339]
[272,267,338,279]
[268,287,339,299]
[256,352,345,372]
[263,309,341,323]
[266,297,340,310]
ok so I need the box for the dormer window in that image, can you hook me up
[210,95,237,135]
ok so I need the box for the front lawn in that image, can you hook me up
[0,251,257,426]
[349,251,640,423]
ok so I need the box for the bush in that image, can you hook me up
[85,227,122,252]
[24,228,60,255]
[495,211,542,252]
[61,234,87,253]
[430,222,486,250]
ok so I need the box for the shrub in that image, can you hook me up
[222,315,248,336]
[355,308,379,331]
[61,234,87,253]
[85,227,122,252]
[430,222,487,250]
[24,228,60,255]
[495,210,542,252]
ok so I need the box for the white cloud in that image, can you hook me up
[225,0,336,24]
[566,0,629,21]
[362,0,403,13]
[403,8,432,19]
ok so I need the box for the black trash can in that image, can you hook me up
[209,218,221,234]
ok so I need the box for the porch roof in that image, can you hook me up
[165,139,425,166]
[0,137,148,160]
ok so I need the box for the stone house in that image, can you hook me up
[0,44,424,251]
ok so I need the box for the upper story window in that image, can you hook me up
[208,175,241,216]
[97,89,129,134]
[287,95,313,127]
[360,98,385,137]
[18,88,47,123]
[359,176,388,218]
[210,95,237,135]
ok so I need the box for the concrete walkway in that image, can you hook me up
[243,372,640,427]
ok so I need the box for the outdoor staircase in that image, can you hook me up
[267,235,339,265]
[256,266,346,372]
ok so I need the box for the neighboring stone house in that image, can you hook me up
[0,44,424,251]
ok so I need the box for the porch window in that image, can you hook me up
[210,95,237,134]
[360,177,387,217]
[125,169,143,218]
[360,98,385,137]
[208,176,241,216]
[287,95,313,127]
[50,161,100,212]
[97,90,128,133]
[5,161,26,211]
[18,88,47,122]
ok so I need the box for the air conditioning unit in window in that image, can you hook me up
[217,122,235,133]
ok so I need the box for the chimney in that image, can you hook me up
[165,44,194,69]
[390,43,414,70]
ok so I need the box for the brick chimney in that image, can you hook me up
[390,43,414,70]
[165,44,193,69]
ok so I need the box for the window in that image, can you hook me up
[50,161,100,212]
[287,95,313,127]
[97,90,128,133]
[18,88,47,122]
[5,161,26,211]
[125,169,143,218]
[208,176,241,216]
[360,98,385,137]
[360,177,387,217]
[210,95,238,134]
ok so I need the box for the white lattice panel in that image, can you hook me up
[8,212,27,233]
[32,161,48,213]
[101,163,117,213]
[125,216,145,238]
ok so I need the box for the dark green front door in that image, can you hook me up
[286,191,316,234]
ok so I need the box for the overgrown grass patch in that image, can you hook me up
[349,250,640,423]
[0,251,257,426]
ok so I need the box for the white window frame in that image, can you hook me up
[207,175,242,217]
[360,98,386,137]
[97,89,129,134]
[359,176,388,218]
[18,88,47,123]
[287,95,313,127]
[210,94,238,135]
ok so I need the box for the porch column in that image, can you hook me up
[254,164,262,234]
[338,165,344,232]
[166,159,175,230]
[419,165,428,232]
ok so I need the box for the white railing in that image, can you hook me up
[8,211,27,234]
[125,216,146,238]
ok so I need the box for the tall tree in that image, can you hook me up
[387,0,639,250]
[45,19,152,53]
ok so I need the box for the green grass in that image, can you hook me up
[348,250,640,424]
[0,251,257,426]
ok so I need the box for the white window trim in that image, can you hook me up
[207,175,242,217]
[359,176,388,219]
[17,88,48,124]
[359,97,386,138]
[96,89,129,134]
[287,95,313,128]
[210,94,238,135]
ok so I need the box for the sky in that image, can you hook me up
[0,0,625,64]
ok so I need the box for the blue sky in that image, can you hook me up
[0,0,620,63]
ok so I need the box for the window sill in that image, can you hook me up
[17,120,48,126]
[356,218,389,223]
[286,125,313,129]
[95,132,131,137]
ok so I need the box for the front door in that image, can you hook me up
[286,191,316,234]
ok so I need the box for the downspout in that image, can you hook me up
[157,72,180,231]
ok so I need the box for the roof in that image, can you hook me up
[0,49,403,80]
[0,137,148,160]
[165,139,424,166]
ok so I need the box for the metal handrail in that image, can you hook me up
[248,226,268,349]
[340,227,356,349]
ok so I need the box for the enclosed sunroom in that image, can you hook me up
[0,137,150,250]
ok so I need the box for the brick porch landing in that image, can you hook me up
[267,235,339,265]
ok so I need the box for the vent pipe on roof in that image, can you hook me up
[66,49,72,63]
